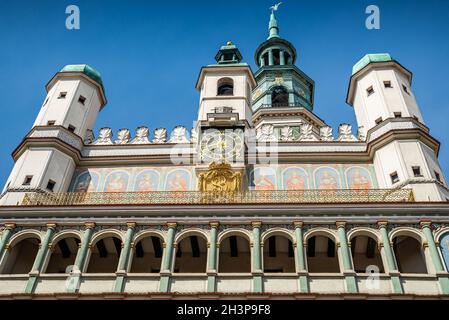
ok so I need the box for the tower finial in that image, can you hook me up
[268,2,282,39]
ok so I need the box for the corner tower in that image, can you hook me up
[0,65,106,205]
[347,54,449,201]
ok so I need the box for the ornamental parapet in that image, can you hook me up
[21,188,414,206]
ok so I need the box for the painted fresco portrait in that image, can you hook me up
[73,171,99,193]
[315,167,340,190]
[166,170,190,191]
[252,167,276,191]
[346,167,372,190]
[134,170,159,192]
[104,171,129,192]
[282,168,308,190]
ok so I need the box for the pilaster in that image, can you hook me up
[378,221,404,294]
[25,223,56,294]
[420,221,449,294]
[251,221,263,293]
[159,222,177,292]
[293,221,309,293]
[336,221,358,293]
[207,222,219,292]
[114,222,136,292]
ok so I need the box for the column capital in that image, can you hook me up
[167,222,177,229]
[126,222,137,229]
[210,222,220,229]
[4,223,16,230]
[84,222,96,229]
[293,221,304,228]
[336,221,347,228]
[377,221,389,228]
[251,221,262,228]
[46,223,57,230]
[420,221,432,229]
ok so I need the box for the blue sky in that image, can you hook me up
[0,0,449,185]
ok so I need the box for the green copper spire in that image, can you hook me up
[268,2,282,39]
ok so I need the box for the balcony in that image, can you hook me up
[21,189,414,206]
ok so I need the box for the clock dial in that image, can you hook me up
[200,130,244,163]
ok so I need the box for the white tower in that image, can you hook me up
[196,42,256,127]
[0,65,107,205]
[347,54,448,201]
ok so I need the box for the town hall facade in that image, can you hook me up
[1,8,449,299]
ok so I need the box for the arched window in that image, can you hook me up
[393,235,427,274]
[219,235,251,273]
[271,86,289,106]
[86,236,122,273]
[44,237,80,273]
[217,78,234,96]
[173,235,207,273]
[1,237,40,274]
[306,235,340,273]
[130,236,163,273]
[350,235,384,273]
[263,235,295,273]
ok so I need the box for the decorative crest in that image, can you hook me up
[198,162,242,192]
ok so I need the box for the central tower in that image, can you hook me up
[252,5,314,112]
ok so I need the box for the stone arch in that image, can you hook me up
[44,231,81,274]
[262,228,295,273]
[218,228,252,273]
[305,228,340,273]
[7,230,43,248]
[217,228,252,244]
[1,231,42,274]
[173,229,208,273]
[90,229,125,245]
[130,230,165,274]
[85,229,124,273]
[391,227,428,274]
[348,228,385,273]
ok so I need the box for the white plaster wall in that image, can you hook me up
[216,276,252,293]
[78,276,115,293]
[33,277,68,294]
[263,276,298,293]
[0,276,27,294]
[401,276,440,295]
[357,276,392,295]
[124,276,160,293]
[352,67,424,131]
[308,275,345,293]
[169,276,207,293]
[373,142,407,188]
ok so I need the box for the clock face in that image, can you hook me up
[200,129,244,163]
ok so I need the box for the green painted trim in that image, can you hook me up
[25,275,39,294]
[378,224,404,294]
[345,275,358,293]
[299,275,309,293]
[422,225,445,272]
[352,53,393,75]
[438,276,449,295]
[114,275,126,293]
[0,227,14,259]
[253,275,263,293]
[61,64,103,87]
[391,275,404,294]
[25,226,56,293]
[159,225,176,293]
[207,275,216,292]
[252,226,261,271]
[159,275,170,293]
[337,225,354,271]
[208,227,218,271]
[74,227,94,272]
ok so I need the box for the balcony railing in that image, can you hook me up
[21,189,414,206]
[260,103,303,109]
